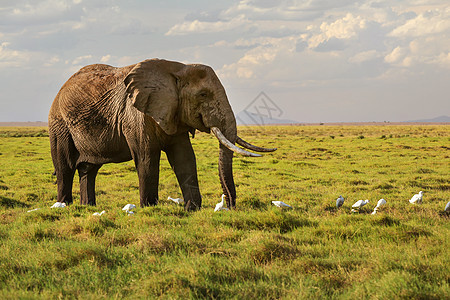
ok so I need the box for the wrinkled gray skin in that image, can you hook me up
[49,59,259,211]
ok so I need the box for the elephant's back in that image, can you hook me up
[50,63,135,121]
[59,64,135,103]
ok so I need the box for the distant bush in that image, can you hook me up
[0,129,48,137]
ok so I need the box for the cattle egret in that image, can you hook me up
[445,201,450,212]
[168,196,184,205]
[336,195,344,208]
[272,201,292,208]
[409,191,423,204]
[214,194,229,212]
[376,198,387,208]
[371,198,387,215]
[27,208,40,213]
[352,199,369,209]
[122,204,136,214]
[51,202,66,208]
[93,210,106,216]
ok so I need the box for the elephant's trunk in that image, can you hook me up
[218,144,236,209]
[211,126,275,209]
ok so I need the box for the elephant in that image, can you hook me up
[48,58,276,211]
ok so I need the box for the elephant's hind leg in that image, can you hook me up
[49,129,78,205]
[77,162,102,205]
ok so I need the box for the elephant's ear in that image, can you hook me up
[124,59,184,135]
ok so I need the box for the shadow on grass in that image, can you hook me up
[0,195,30,208]
[324,206,337,213]
[438,211,450,218]
[370,215,401,226]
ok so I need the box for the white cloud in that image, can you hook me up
[349,50,380,63]
[390,7,450,37]
[222,0,354,21]
[166,15,249,36]
[0,42,31,67]
[219,36,296,79]
[11,1,71,17]
[70,55,93,65]
[320,13,367,39]
[385,34,450,68]
[100,55,111,63]
[307,13,367,49]
[44,56,61,67]
[384,46,406,64]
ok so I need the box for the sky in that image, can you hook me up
[0,0,449,123]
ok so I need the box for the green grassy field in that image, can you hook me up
[0,125,449,299]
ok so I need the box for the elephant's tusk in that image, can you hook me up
[211,127,262,157]
[236,137,277,152]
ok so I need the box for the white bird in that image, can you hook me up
[168,196,184,205]
[51,202,66,208]
[409,191,423,204]
[214,194,229,212]
[93,210,106,216]
[336,195,344,208]
[122,204,136,213]
[352,199,369,209]
[375,198,386,209]
[372,199,387,215]
[445,201,450,212]
[27,208,40,213]
[272,201,292,208]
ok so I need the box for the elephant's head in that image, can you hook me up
[124,59,276,208]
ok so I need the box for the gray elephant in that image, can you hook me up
[48,58,276,211]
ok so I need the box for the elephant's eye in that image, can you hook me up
[197,90,209,99]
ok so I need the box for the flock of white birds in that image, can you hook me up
[27,190,449,215]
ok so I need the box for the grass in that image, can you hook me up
[0,125,449,299]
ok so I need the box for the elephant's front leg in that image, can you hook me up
[135,150,161,207]
[165,133,202,211]
[78,162,102,205]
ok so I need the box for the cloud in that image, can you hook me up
[384,46,407,64]
[100,55,111,63]
[307,13,367,49]
[389,7,450,37]
[70,55,93,65]
[222,0,354,21]
[166,0,365,38]
[43,56,61,67]
[349,50,380,63]
[0,42,31,67]
[384,7,450,69]
[1,0,84,27]
[166,15,250,36]
[219,36,295,80]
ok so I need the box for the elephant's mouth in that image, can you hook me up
[195,113,210,133]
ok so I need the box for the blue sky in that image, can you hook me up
[0,0,449,122]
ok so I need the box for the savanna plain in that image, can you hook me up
[0,125,449,299]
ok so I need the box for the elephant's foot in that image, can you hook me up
[140,196,158,207]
